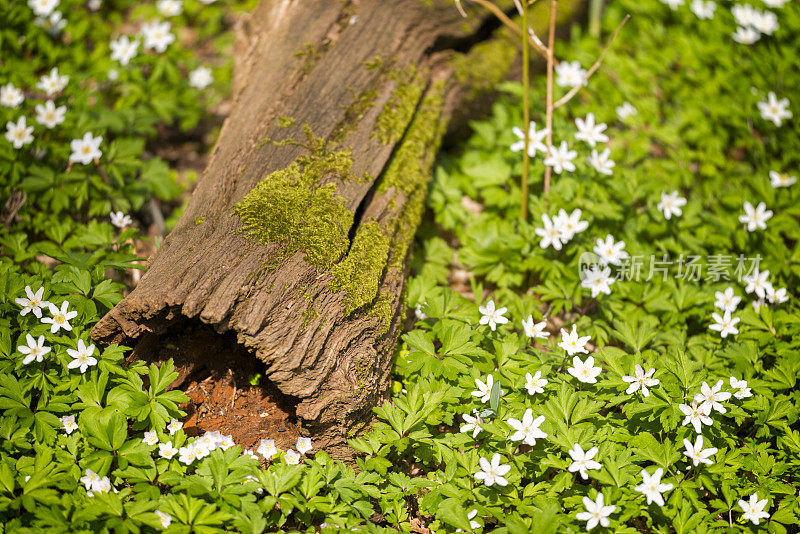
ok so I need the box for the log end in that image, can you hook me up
[92,289,404,459]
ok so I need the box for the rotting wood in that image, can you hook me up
[91,0,585,458]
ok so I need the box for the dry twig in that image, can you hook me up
[520,0,531,221]
[553,14,630,108]
[469,0,550,60]
[1,190,26,228]
[543,0,557,194]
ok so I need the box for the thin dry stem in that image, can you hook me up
[543,0,557,195]
[553,14,630,108]
[469,0,550,60]
[513,0,550,55]
[95,161,111,185]
[521,0,531,221]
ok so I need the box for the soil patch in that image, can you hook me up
[128,322,304,453]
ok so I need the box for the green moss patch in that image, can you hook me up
[377,81,445,198]
[378,81,447,271]
[366,291,394,336]
[233,130,359,269]
[299,307,319,332]
[450,37,516,98]
[330,221,390,315]
[294,42,322,75]
[374,65,425,145]
[354,82,447,327]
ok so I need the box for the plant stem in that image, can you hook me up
[95,161,111,185]
[521,0,531,222]
[470,0,550,60]
[543,0,557,195]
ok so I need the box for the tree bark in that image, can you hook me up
[90,0,562,457]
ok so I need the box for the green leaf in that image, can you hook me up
[436,498,472,531]
[91,279,123,308]
[489,378,502,412]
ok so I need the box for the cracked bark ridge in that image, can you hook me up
[91,0,515,457]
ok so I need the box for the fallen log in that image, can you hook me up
[91,0,580,457]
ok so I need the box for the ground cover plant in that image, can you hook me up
[1,0,799,532]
